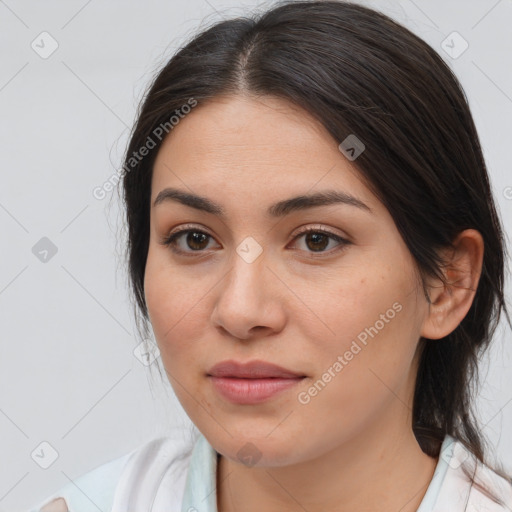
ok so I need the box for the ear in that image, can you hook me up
[420,229,484,340]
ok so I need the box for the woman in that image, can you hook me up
[28,0,512,510]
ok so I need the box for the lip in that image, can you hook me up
[207,359,304,379]
[207,360,306,405]
[209,376,304,404]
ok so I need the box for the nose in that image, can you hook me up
[210,244,287,341]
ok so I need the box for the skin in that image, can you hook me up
[144,94,484,512]
[41,498,68,512]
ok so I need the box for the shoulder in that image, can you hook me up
[442,437,512,511]
[26,434,197,512]
[110,433,196,510]
[25,447,136,512]
[469,451,512,510]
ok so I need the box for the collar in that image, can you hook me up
[181,433,218,512]
[180,432,455,512]
[112,431,511,511]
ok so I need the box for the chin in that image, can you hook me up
[205,429,309,468]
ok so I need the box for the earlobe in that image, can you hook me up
[420,229,484,340]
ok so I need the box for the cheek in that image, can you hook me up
[144,249,205,363]
[296,261,410,354]
[144,261,209,412]
[298,260,422,401]
[295,303,420,447]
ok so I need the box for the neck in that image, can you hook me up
[217,402,438,512]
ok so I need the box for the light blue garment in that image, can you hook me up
[26,450,134,512]
[24,433,466,512]
[417,435,453,511]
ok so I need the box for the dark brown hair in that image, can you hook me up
[117,0,512,502]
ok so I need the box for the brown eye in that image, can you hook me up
[183,231,210,251]
[290,227,349,256]
[161,228,217,255]
[160,225,350,258]
[303,232,330,252]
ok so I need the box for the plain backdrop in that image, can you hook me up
[1,0,511,510]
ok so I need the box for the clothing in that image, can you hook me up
[27,432,512,511]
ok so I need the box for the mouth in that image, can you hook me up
[207,359,306,404]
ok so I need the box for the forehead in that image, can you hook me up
[151,94,376,213]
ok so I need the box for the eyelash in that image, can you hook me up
[159,224,351,258]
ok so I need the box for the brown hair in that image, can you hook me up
[117,0,512,503]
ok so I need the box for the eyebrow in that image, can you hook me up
[152,187,373,217]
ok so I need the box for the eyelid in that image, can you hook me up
[291,223,347,239]
[163,223,348,241]
[166,223,214,239]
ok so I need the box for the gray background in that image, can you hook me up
[1,0,511,510]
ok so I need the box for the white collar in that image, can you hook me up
[110,432,512,511]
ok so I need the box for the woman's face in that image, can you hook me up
[144,94,430,466]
